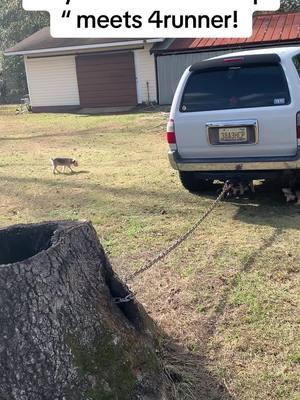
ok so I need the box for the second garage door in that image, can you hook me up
[76,52,137,107]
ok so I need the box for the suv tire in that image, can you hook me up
[179,171,213,192]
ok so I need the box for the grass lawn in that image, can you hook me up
[0,105,299,399]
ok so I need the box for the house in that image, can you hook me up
[153,11,300,104]
[5,28,163,112]
[5,11,300,111]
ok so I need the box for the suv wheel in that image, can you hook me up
[179,171,213,192]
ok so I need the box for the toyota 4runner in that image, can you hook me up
[167,47,300,192]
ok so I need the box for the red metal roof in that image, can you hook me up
[168,12,300,52]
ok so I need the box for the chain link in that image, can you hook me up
[112,182,231,304]
[113,292,136,304]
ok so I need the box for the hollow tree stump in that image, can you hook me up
[0,221,166,400]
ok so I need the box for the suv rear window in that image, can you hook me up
[293,54,300,77]
[181,63,291,112]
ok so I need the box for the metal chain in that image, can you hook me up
[113,293,135,304]
[113,182,231,304]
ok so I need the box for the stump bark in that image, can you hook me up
[0,221,166,400]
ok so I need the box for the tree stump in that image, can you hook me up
[0,221,166,400]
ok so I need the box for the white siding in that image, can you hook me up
[134,45,157,104]
[25,56,80,107]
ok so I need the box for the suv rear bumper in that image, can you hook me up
[168,150,300,172]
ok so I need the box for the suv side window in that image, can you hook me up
[293,54,300,78]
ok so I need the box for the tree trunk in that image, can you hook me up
[0,220,166,400]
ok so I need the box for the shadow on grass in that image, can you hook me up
[76,105,170,117]
[0,174,196,209]
[72,170,90,175]
[2,174,300,231]
[0,128,102,141]
[162,340,234,400]
[54,170,90,176]
[193,180,300,230]
[204,227,282,338]
[231,181,300,230]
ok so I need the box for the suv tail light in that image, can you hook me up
[223,57,245,63]
[166,119,176,144]
[297,113,300,141]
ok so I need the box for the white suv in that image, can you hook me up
[167,47,300,192]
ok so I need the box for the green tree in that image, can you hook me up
[0,0,49,103]
[280,0,300,11]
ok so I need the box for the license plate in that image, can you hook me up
[219,127,248,143]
